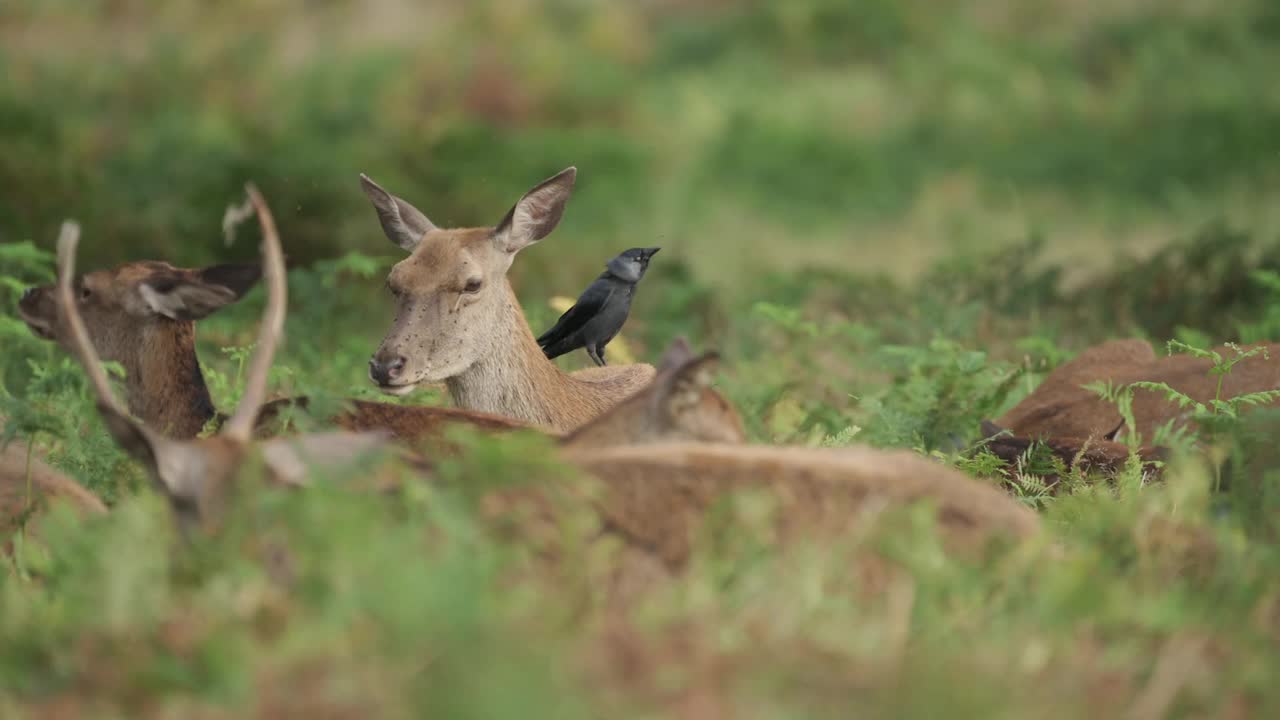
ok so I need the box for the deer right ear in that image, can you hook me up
[359,173,436,252]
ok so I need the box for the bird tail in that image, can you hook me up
[540,337,576,360]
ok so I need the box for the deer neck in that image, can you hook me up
[122,322,218,439]
[446,282,605,432]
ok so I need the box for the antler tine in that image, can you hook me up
[55,221,130,419]
[222,183,287,442]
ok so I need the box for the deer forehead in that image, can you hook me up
[83,261,186,301]
[390,228,497,290]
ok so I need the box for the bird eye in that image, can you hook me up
[463,278,483,294]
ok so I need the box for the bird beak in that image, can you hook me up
[643,247,660,259]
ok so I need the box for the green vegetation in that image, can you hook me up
[4,0,1280,716]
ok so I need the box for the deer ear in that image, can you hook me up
[359,173,436,252]
[494,167,576,254]
[135,273,242,321]
[198,263,262,301]
[652,352,721,424]
[656,337,695,373]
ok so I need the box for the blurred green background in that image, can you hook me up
[4,0,1279,286]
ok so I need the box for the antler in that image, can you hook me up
[55,221,130,419]
[57,221,167,472]
[222,183,287,442]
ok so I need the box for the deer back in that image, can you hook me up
[562,443,1039,571]
[998,339,1157,439]
[1126,343,1280,439]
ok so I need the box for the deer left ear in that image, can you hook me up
[198,263,262,300]
[494,167,577,254]
[651,352,721,422]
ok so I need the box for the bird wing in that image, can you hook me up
[536,281,614,349]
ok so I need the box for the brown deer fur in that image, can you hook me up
[997,339,1157,440]
[483,443,1041,602]
[986,340,1280,477]
[1125,344,1280,440]
[997,339,1280,442]
[361,167,655,432]
[570,443,1040,569]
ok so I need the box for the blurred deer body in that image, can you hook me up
[486,441,1041,604]
[360,168,656,433]
[571,443,1040,569]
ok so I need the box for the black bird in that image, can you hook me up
[537,247,660,366]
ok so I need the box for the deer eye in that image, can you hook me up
[78,285,92,301]
[463,278,483,294]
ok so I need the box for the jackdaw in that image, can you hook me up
[537,246,660,366]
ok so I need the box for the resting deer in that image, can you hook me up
[983,338,1280,476]
[360,167,656,432]
[53,190,392,534]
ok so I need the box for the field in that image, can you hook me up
[4,1,1280,717]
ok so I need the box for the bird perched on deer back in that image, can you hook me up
[537,247,660,366]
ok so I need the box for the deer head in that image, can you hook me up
[559,337,748,450]
[18,253,261,437]
[19,258,260,359]
[54,189,389,535]
[361,167,577,395]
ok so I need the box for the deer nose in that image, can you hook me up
[369,355,407,385]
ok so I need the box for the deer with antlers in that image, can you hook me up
[51,190,394,534]
[360,167,656,433]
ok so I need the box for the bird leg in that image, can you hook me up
[586,345,607,367]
